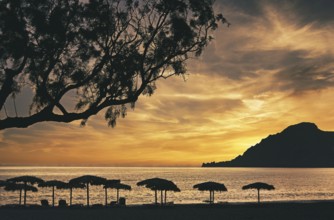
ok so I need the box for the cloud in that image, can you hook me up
[2,0,334,166]
[192,0,334,93]
[0,141,8,148]
[290,0,334,26]
[274,54,334,93]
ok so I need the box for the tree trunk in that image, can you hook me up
[86,183,89,207]
[257,189,260,204]
[0,59,27,111]
[24,182,27,206]
[164,190,167,204]
[105,188,108,206]
[209,191,212,204]
[117,189,119,203]
[19,189,22,205]
[52,186,55,207]
[212,191,215,204]
[70,188,72,206]
[0,70,15,111]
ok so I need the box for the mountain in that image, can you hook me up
[202,122,334,167]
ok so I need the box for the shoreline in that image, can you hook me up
[1,200,333,220]
[2,198,334,207]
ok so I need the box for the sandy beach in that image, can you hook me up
[1,201,333,220]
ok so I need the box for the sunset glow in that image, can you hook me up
[1,0,334,166]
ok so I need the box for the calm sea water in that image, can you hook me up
[0,167,333,205]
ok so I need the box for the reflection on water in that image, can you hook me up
[0,167,334,205]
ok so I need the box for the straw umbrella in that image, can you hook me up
[38,180,66,207]
[0,180,8,204]
[242,182,275,204]
[0,180,8,193]
[69,175,106,207]
[137,178,180,205]
[57,182,86,206]
[4,183,37,205]
[160,181,180,204]
[104,182,131,204]
[0,180,7,187]
[0,180,8,203]
[103,179,120,206]
[7,176,44,206]
[137,178,160,204]
[193,181,228,204]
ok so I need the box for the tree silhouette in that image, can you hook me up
[0,0,228,130]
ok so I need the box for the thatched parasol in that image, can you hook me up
[102,179,120,206]
[0,180,8,204]
[7,176,44,206]
[39,180,67,207]
[193,181,227,204]
[69,175,106,207]
[104,181,131,204]
[137,178,161,204]
[159,181,180,204]
[0,180,8,187]
[5,183,37,205]
[57,182,86,206]
[137,178,180,205]
[242,182,275,204]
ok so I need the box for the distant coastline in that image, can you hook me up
[202,122,334,168]
[202,164,334,168]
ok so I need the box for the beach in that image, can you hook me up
[1,201,333,220]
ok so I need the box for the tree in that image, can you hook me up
[0,0,228,130]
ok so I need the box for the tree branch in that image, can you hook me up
[0,56,28,110]
[0,95,138,130]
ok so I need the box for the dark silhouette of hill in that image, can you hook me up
[202,122,334,167]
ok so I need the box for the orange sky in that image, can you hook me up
[1,0,334,166]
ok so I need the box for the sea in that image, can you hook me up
[0,167,334,205]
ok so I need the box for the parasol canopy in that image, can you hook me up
[193,181,227,204]
[39,180,67,207]
[7,176,43,206]
[137,178,180,205]
[5,183,37,205]
[242,182,275,204]
[69,175,106,207]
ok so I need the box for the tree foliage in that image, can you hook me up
[0,0,228,129]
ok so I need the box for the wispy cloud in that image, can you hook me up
[1,0,334,166]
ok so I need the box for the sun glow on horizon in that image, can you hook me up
[1,0,334,167]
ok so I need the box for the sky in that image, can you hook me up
[1,0,334,167]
